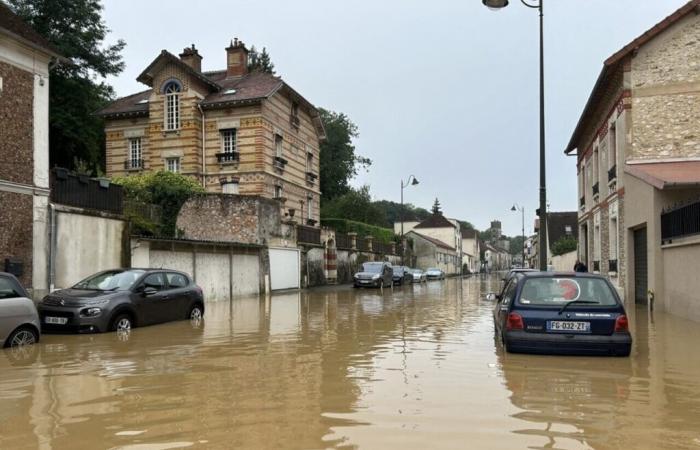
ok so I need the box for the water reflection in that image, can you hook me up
[0,276,699,449]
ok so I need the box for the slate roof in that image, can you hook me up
[547,212,579,248]
[0,2,61,57]
[408,231,454,251]
[414,214,456,229]
[565,0,700,154]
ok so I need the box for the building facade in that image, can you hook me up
[461,228,480,274]
[98,40,325,226]
[0,4,60,297]
[406,231,460,275]
[566,0,700,321]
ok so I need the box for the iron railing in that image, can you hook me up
[297,225,321,245]
[593,260,600,272]
[124,159,144,170]
[336,233,351,249]
[373,242,392,255]
[609,259,618,273]
[608,165,617,182]
[216,152,239,163]
[51,168,123,214]
[661,200,700,242]
[357,238,368,252]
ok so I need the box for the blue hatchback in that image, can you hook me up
[490,272,632,356]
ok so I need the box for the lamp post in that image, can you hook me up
[400,175,420,237]
[483,0,548,271]
[511,204,525,268]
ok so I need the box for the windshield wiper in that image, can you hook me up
[558,300,600,315]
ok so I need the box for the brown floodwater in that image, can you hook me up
[1,275,700,450]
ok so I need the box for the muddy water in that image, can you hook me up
[1,275,700,450]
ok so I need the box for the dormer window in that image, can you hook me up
[163,80,181,131]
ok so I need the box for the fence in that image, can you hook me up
[357,237,368,251]
[50,168,123,214]
[661,200,700,243]
[336,233,351,250]
[297,225,321,245]
[373,242,393,255]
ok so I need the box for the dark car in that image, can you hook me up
[392,266,412,286]
[353,262,393,288]
[489,272,631,356]
[37,269,204,333]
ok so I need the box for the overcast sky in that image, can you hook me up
[103,0,685,236]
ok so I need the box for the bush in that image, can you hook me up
[551,236,578,256]
[113,171,204,237]
[321,218,396,244]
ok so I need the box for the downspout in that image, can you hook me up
[198,103,206,189]
[48,203,56,292]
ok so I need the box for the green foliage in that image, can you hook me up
[458,220,475,231]
[372,200,431,228]
[9,0,126,174]
[320,186,386,226]
[319,108,371,201]
[509,235,525,256]
[321,218,396,244]
[113,171,204,237]
[551,236,578,256]
[248,45,275,74]
[431,198,442,215]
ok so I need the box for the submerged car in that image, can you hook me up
[425,268,445,280]
[353,262,393,288]
[1,272,40,348]
[38,269,205,333]
[392,266,412,286]
[490,272,632,356]
[409,269,427,283]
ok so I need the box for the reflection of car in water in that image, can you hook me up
[0,272,41,349]
[353,262,393,288]
[489,272,632,356]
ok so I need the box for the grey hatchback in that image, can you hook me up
[0,272,41,348]
[37,269,205,333]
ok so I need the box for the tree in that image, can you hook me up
[371,200,431,228]
[509,235,525,257]
[319,108,371,201]
[458,220,475,231]
[320,186,386,226]
[9,0,126,174]
[248,45,275,74]
[431,198,442,215]
[551,236,578,256]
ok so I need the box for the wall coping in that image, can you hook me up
[661,234,700,250]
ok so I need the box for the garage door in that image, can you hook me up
[269,248,300,291]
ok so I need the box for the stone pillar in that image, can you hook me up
[348,232,357,250]
[365,235,374,253]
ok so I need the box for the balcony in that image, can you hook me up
[274,156,288,171]
[124,159,144,171]
[216,151,239,164]
[306,171,318,185]
[608,164,617,183]
[297,225,321,245]
[593,260,600,272]
[661,200,700,244]
[609,259,618,273]
[592,182,599,197]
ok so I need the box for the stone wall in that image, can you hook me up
[0,191,33,287]
[0,61,34,185]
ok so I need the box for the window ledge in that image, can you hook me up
[661,234,700,249]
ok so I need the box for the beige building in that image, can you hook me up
[98,40,325,226]
[565,0,700,321]
[461,227,480,274]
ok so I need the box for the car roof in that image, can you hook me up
[520,271,608,280]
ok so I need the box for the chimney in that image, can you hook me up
[226,38,249,78]
[179,44,202,72]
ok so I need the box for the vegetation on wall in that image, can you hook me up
[113,171,204,237]
[320,219,396,244]
[551,236,578,256]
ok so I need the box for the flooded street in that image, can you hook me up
[1,275,700,450]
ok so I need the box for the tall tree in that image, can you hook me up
[8,0,125,173]
[319,108,371,201]
[431,198,442,215]
[248,45,275,74]
[320,186,386,226]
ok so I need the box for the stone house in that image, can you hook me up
[482,242,511,272]
[565,0,700,320]
[461,227,480,274]
[97,39,325,227]
[0,4,61,297]
[405,230,460,275]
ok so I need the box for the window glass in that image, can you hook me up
[164,81,181,131]
[142,273,166,291]
[502,280,517,305]
[275,134,283,158]
[222,182,239,194]
[221,129,237,153]
[0,276,24,299]
[518,277,618,307]
[129,138,142,167]
[166,157,180,173]
[73,270,145,291]
[361,263,383,273]
[166,272,189,289]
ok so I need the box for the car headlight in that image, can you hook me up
[372,274,380,280]
[84,298,110,306]
[80,307,102,317]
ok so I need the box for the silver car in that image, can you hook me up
[409,269,427,283]
[0,272,40,348]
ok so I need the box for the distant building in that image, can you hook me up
[461,227,480,274]
[530,212,578,269]
[565,0,700,320]
[406,231,459,275]
[402,208,463,275]
[0,4,61,297]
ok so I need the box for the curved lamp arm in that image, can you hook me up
[401,175,419,189]
[520,0,540,9]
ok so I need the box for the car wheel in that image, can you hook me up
[6,326,38,348]
[188,303,204,321]
[110,313,133,332]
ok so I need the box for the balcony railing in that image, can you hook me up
[306,171,318,184]
[336,233,351,250]
[609,259,618,273]
[124,159,144,170]
[297,225,321,245]
[274,156,288,171]
[593,260,600,272]
[357,238,368,252]
[608,164,617,183]
[661,200,700,243]
[216,151,239,164]
[592,182,599,197]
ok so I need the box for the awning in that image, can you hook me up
[625,161,700,189]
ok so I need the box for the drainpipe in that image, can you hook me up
[198,103,206,189]
[48,203,57,292]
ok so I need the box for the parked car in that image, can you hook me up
[502,268,537,288]
[1,272,40,348]
[392,266,412,286]
[408,269,427,283]
[37,269,205,334]
[489,272,632,356]
[425,268,445,280]
[353,262,393,288]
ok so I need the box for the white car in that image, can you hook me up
[1,272,40,348]
[409,269,427,283]
[425,268,445,280]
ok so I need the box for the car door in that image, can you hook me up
[135,272,170,325]
[164,272,191,321]
[496,280,518,335]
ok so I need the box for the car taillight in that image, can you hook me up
[614,315,629,333]
[507,312,524,331]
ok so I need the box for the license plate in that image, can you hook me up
[547,321,590,332]
[45,316,68,325]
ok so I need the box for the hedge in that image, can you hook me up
[321,218,396,244]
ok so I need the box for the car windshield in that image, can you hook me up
[394,267,405,274]
[362,263,383,274]
[411,269,422,274]
[73,270,146,291]
[518,277,618,307]
[427,268,439,272]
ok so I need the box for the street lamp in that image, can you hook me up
[400,175,419,237]
[483,0,548,271]
[511,204,525,268]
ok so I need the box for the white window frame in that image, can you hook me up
[222,181,239,194]
[164,82,181,131]
[221,128,237,154]
[275,134,283,158]
[166,157,180,173]
[129,138,142,168]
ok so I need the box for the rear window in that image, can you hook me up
[518,277,618,307]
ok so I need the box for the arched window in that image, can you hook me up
[163,80,181,131]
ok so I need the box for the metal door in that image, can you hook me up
[634,227,648,305]
[269,248,300,291]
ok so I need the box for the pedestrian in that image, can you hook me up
[574,260,588,273]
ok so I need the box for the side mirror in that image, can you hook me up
[486,293,497,301]
[143,287,157,296]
